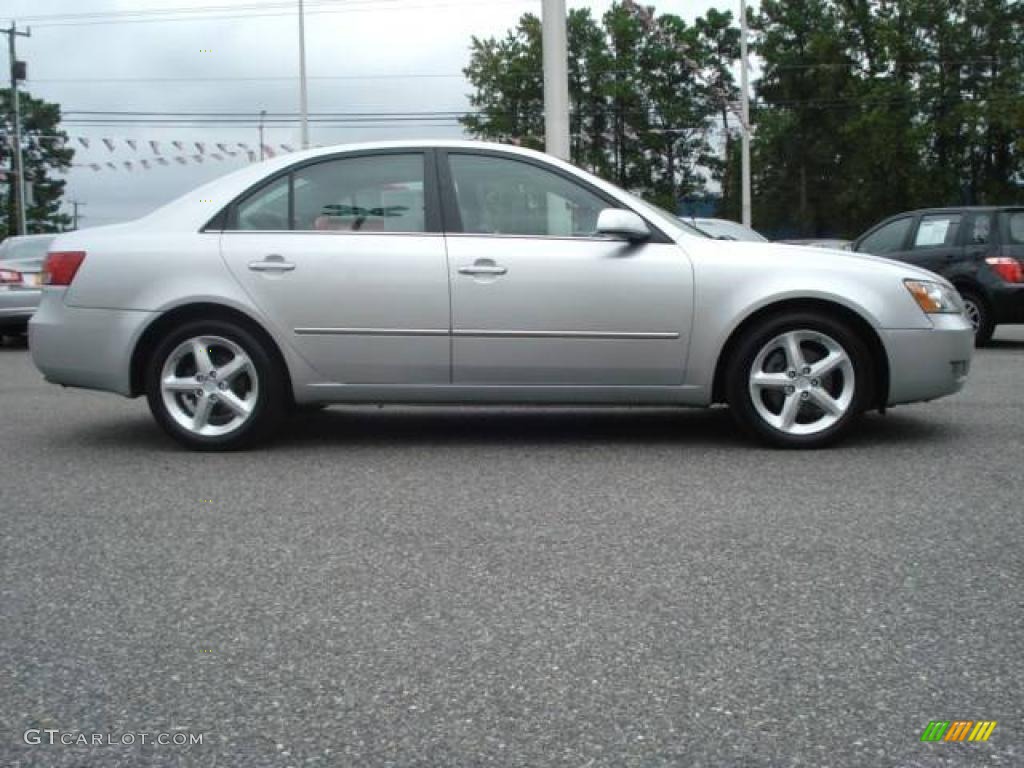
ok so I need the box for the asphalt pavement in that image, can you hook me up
[1,329,1022,767]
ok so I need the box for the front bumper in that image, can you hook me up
[29,290,154,396]
[882,315,974,406]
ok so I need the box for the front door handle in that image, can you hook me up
[248,254,296,272]
[458,260,508,276]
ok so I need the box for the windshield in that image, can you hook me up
[0,236,55,266]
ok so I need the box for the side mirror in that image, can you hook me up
[596,208,651,242]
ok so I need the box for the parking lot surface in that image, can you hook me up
[1,330,1022,767]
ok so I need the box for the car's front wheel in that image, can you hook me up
[145,319,286,450]
[726,312,874,448]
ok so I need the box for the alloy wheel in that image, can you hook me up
[963,299,981,332]
[159,335,259,437]
[748,330,856,436]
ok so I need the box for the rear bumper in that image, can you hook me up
[883,315,974,406]
[0,287,41,329]
[988,282,1024,324]
[28,290,153,396]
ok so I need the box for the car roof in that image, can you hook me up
[900,206,1020,215]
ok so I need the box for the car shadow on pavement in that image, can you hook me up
[984,338,1024,350]
[67,405,956,453]
[269,405,954,450]
[0,335,29,350]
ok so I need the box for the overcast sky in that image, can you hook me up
[7,0,745,228]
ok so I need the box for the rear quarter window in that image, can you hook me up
[1006,211,1024,244]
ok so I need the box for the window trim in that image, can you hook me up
[436,148,673,244]
[206,147,442,234]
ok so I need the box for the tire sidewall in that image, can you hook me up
[960,291,994,347]
[726,312,874,448]
[145,319,284,450]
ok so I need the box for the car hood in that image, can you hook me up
[686,238,951,285]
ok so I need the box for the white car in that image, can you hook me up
[30,141,973,450]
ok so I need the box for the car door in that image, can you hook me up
[439,149,693,386]
[904,211,965,277]
[220,150,450,384]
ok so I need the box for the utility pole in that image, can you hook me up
[297,0,309,149]
[541,0,570,161]
[739,0,752,228]
[4,22,30,236]
[68,199,85,230]
[258,109,267,160]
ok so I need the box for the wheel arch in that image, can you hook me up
[711,298,890,410]
[130,302,295,404]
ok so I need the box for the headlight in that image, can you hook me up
[904,280,963,314]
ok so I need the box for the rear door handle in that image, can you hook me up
[248,255,296,272]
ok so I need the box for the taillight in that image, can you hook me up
[41,251,86,286]
[986,257,1024,284]
[0,269,23,284]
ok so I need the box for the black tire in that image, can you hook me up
[145,318,286,450]
[725,311,875,449]
[959,290,994,347]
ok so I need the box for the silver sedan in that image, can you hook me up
[29,141,973,450]
[0,234,55,335]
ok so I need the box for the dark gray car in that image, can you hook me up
[852,207,1024,345]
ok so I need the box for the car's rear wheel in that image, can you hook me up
[959,290,994,347]
[145,319,286,450]
[726,312,874,448]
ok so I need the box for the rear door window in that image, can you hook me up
[1006,211,1024,245]
[967,213,995,245]
[912,213,962,249]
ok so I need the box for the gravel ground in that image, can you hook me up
[1,328,1022,767]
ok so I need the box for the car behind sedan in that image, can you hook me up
[0,234,56,337]
[852,207,1024,345]
[30,141,973,450]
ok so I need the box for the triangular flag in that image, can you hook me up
[102,138,115,152]
[124,161,133,171]
[280,144,294,153]
[237,142,249,150]
[261,144,275,158]
[106,162,118,170]
[172,141,184,151]
[89,163,101,171]
[140,159,150,169]
[126,139,137,150]
[149,140,161,154]
[79,137,90,149]
[192,154,204,163]
[156,157,169,166]
[174,156,187,165]
[210,153,223,161]
[195,142,206,154]
[247,150,257,162]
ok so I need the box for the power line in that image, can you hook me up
[22,0,538,28]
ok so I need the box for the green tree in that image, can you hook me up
[1,89,74,238]
[462,2,730,209]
